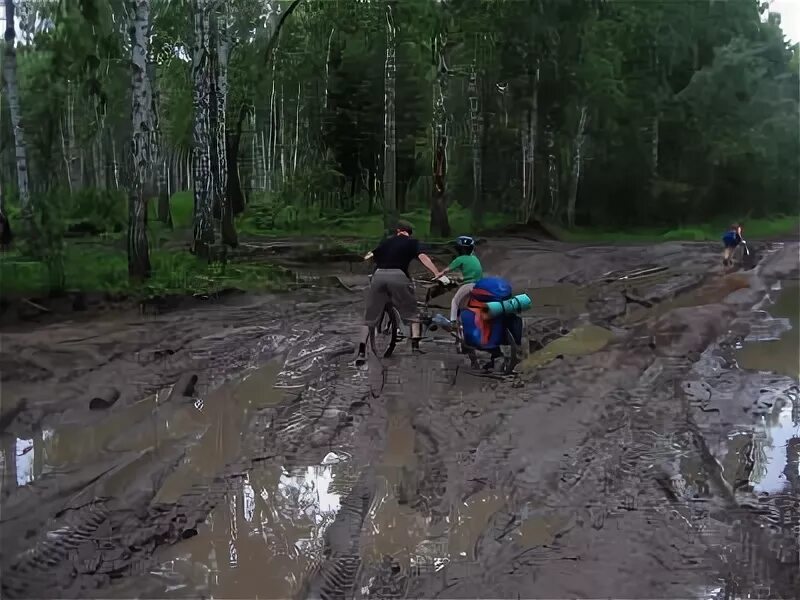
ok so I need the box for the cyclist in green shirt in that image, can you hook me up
[436,236,483,322]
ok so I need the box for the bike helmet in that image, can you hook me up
[455,235,475,255]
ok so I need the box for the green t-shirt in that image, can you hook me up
[448,254,483,283]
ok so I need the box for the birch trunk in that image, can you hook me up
[545,118,559,218]
[651,114,659,179]
[324,27,335,110]
[468,59,482,225]
[213,2,236,247]
[566,104,589,229]
[382,1,398,230]
[429,32,450,237]
[521,65,539,224]
[279,82,286,184]
[62,83,81,193]
[292,81,300,174]
[127,0,154,280]
[3,0,33,232]
[191,0,215,256]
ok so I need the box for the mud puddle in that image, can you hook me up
[751,391,799,493]
[136,455,355,599]
[521,324,614,370]
[616,272,751,326]
[735,280,799,378]
[154,360,285,504]
[527,283,589,319]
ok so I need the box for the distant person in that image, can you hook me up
[436,235,483,323]
[357,220,440,364]
[722,223,743,266]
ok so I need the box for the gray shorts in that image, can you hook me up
[364,269,417,325]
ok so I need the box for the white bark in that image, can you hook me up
[546,119,558,217]
[566,104,589,228]
[324,27,335,110]
[521,65,539,224]
[192,0,215,252]
[292,81,300,174]
[467,60,481,211]
[382,1,397,225]
[128,0,154,277]
[3,0,32,226]
[280,82,286,182]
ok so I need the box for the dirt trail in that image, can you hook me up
[1,238,798,599]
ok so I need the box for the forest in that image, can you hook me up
[0,0,798,296]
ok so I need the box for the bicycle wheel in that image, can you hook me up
[370,304,400,358]
[502,328,520,375]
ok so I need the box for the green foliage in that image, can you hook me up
[0,242,293,298]
[67,188,127,233]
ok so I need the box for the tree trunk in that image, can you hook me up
[468,58,483,228]
[324,27,335,110]
[211,2,236,247]
[226,104,249,216]
[191,0,215,257]
[280,82,287,184]
[382,1,398,230]
[127,0,154,280]
[292,81,300,174]
[521,65,539,224]
[3,0,33,234]
[566,104,589,229]
[429,32,450,237]
[650,114,659,200]
[545,118,559,218]
[60,84,81,194]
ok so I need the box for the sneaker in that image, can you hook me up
[354,343,366,365]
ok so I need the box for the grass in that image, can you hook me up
[3,188,795,301]
[546,215,799,243]
[0,241,293,299]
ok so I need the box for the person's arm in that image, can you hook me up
[438,257,462,277]
[417,252,439,277]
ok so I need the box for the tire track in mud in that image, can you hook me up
[401,248,796,599]
[1,302,370,599]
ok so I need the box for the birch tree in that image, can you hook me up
[382,0,397,230]
[191,0,214,257]
[429,28,450,237]
[128,0,155,279]
[3,0,33,235]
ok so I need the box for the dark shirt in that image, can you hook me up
[372,235,421,277]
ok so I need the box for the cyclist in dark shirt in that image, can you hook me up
[357,220,440,363]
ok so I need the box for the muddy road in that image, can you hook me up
[1,238,798,599]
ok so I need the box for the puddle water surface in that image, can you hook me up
[521,324,614,370]
[147,457,353,599]
[155,360,285,504]
[736,280,799,379]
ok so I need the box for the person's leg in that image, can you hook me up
[358,273,390,359]
[450,283,475,322]
[723,245,733,265]
[385,271,420,349]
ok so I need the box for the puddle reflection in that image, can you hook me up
[150,454,353,599]
[752,394,799,494]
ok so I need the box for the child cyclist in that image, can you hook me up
[722,223,744,266]
[436,235,483,323]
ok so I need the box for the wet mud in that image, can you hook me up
[1,239,798,599]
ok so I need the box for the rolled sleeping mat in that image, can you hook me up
[485,293,532,318]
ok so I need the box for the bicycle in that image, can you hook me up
[729,239,756,271]
[362,253,523,374]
